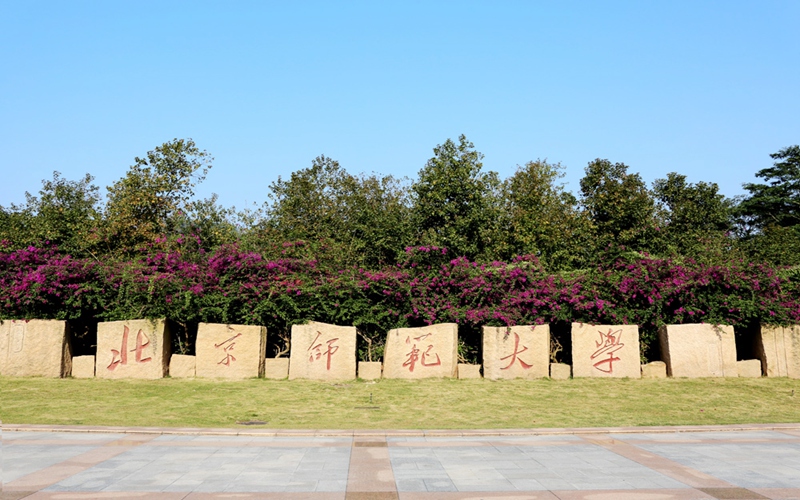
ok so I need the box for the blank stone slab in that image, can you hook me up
[457,363,481,379]
[641,361,667,379]
[550,362,571,379]
[358,361,382,380]
[482,325,549,380]
[383,324,458,379]
[195,323,266,379]
[169,354,196,378]
[71,355,95,378]
[757,324,800,378]
[659,323,737,378]
[737,359,762,378]
[572,323,641,378]
[0,319,72,377]
[288,322,356,380]
[264,358,289,379]
[96,319,170,379]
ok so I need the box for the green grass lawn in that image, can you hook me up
[1,376,799,429]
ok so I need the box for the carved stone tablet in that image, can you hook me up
[0,319,72,378]
[383,324,458,379]
[195,323,266,379]
[658,323,737,378]
[96,319,169,379]
[756,324,800,378]
[288,322,356,380]
[572,323,641,378]
[482,325,549,380]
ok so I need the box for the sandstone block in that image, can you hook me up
[482,325,549,380]
[71,355,95,378]
[264,358,290,379]
[756,324,800,378]
[383,324,458,379]
[641,361,667,379]
[458,363,481,379]
[289,322,356,381]
[358,361,382,380]
[96,319,169,379]
[550,363,571,379]
[659,323,737,378]
[170,354,196,378]
[572,323,641,378]
[737,359,762,378]
[0,319,72,377]
[195,323,266,379]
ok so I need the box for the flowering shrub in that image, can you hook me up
[1,242,798,361]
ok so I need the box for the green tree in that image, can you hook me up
[103,138,212,253]
[0,172,100,255]
[652,172,732,257]
[738,145,800,228]
[579,159,657,255]
[411,135,499,259]
[265,155,411,266]
[504,160,590,270]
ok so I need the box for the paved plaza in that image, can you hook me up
[3,424,800,499]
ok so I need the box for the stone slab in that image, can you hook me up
[738,359,762,378]
[264,357,289,379]
[482,325,549,380]
[195,323,266,379]
[96,319,169,379]
[169,354,195,378]
[71,355,95,378]
[756,324,800,378]
[288,321,356,380]
[457,363,481,379]
[641,361,667,379]
[382,323,458,379]
[0,319,72,377]
[659,323,737,378]
[358,361,382,380]
[572,323,641,378]
[550,362,571,379]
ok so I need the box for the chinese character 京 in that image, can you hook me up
[500,332,532,370]
[308,331,339,370]
[107,325,152,371]
[590,328,624,374]
[402,333,442,372]
[215,332,243,366]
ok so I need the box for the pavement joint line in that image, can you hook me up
[4,422,800,437]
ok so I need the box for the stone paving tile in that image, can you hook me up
[388,442,686,492]
[38,444,352,493]
[636,441,800,489]
[2,444,98,483]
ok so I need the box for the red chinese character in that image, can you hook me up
[402,334,441,372]
[590,328,624,373]
[108,326,152,371]
[308,331,339,370]
[500,333,532,370]
[215,332,243,366]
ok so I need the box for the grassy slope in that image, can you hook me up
[1,377,799,429]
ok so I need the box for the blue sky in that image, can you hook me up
[2,1,798,210]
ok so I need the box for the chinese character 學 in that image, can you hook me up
[590,328,624,373]
[107,325,152,371]
[308,331,339,370]
[215,332,243,366]
[500,332,532,370]
[402,333,442,372]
